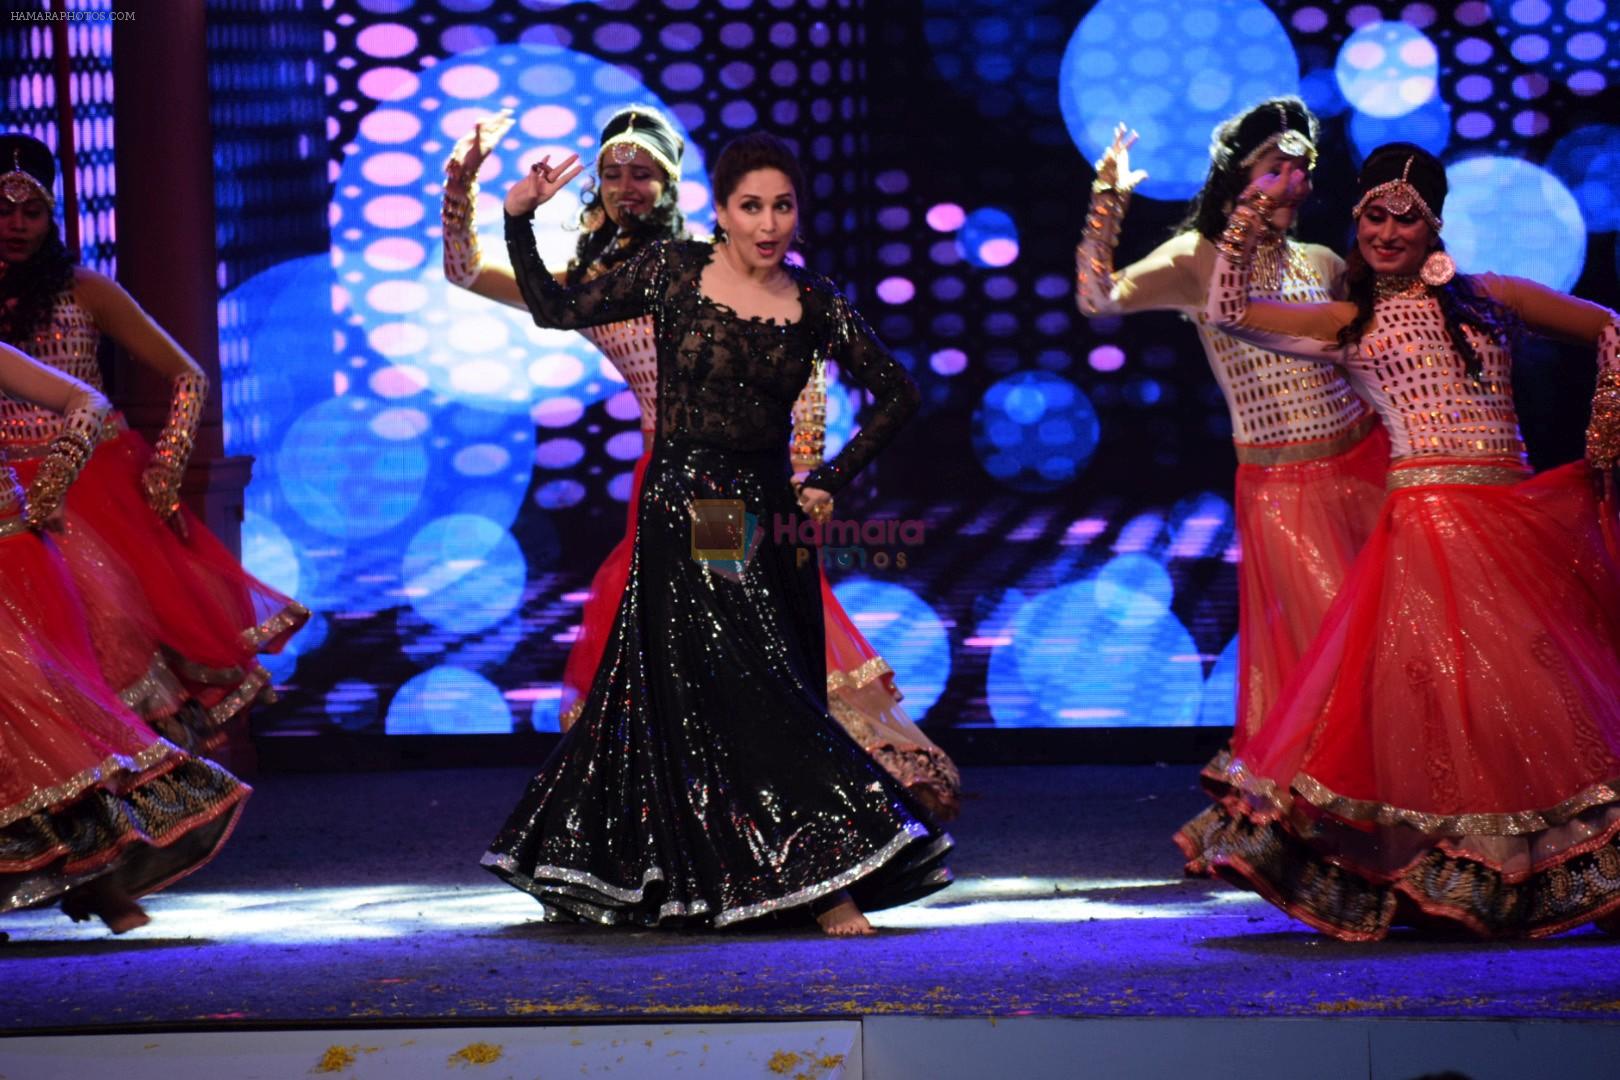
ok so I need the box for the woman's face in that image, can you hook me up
[1245,149,1311,230]
[1356,199,1434,277]
[714,167,797,272]
[0,197,51,266]
[596,147,667,227]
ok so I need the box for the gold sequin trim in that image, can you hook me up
[825,655,894,694]
[1386,461,1529,491]
[1233,414,1379,466]
[0,741,178,830]
[206,664,273,726]
[240,601,311,652]
[1217,756,1620,837]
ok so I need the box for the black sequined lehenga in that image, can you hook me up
[481,217,952,927]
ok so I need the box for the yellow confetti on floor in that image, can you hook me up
[449,1042,504,1066]
[767,1049,802,1073]
[313,1045,358,1073]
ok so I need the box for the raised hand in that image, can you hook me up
[1094,122,1148,193]
[503,153,585,217]
[1248,161,1309,208]
[446,110,515,189]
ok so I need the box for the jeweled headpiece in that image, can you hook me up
[1235,101,1319,171]
[1351,146,1446,232]
[0,144,53,208]
[596,107,683,183]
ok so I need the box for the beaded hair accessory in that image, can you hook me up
[1351,155,1443,231]
[597,112,682,182]
[0,148,53,207]
[1235,102,1318,170]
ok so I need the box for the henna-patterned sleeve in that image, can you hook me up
[800,290,920,496]
[505,210,668,330]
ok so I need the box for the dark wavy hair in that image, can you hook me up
[1336,143,1517,378]
[0,132,75,346]
[709,131,807,245]
[567,106,686,285]
[1179,96,1319,242]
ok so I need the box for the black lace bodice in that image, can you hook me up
[505,214,918,494]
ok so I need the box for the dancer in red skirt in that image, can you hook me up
[0,341,249,934]
[1077,99,1388,765]
[0,133,307,752]
[1179,142,1620,940]
[442,107,958,817]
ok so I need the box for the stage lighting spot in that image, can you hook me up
[605,431,645,461]
[534,437,586,469]
[988,576,1203,727]
[526,352,585,389]
[453,443,511,477]
[363,236,425,272]
[972,372,1100,493]
[958,207,1019,269]
[358,66,419,102]
[1444,156,1587,290]
[1059,0,1300,200]
[604,390,641,422]
[358,108,421,144]
[356,23,417,60]
[534,478,586,509]
[360,151,424,186]
[1335,20,1438,119]
[401,514,526,634]
[1547,125,1620,233]
[930,348,968,376]
[927,203,966,232]
[366,281,427,316]
[1095,554,1173,628]
[386,666,514,734]
[1088,345,1125,372]
[370,406,430,441]
[531,395,584,428]
[279,396,429,539]
[438,63,499,100]
[607,471,636,502]
[877,277,916,304]
[830,579,951,719]
[241,510,302,599]
[593,22,641,53]
[1349,92,1450,159]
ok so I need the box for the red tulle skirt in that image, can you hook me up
[0,526,249,912]
[10,425,308,742]
[1228,420,1389,753]
[1180,458,1620,940]
[558,440,960,818]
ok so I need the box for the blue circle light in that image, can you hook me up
[1443,156,1588,291]
[988,573,1204,727]
[385,666,514,734]
[1058,0,1302,200]
[1547,124,1620,234]
[1349,93,1450,161]
[401,514,528,634]
[1335,21,1440,120]
[971,372,1100,493]
[829,579,951,720]
[278,395,430,539]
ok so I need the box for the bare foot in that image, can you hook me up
[62,878,150,934]
[814,891,875,937]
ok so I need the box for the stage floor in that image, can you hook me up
[7,765,1620,1030]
